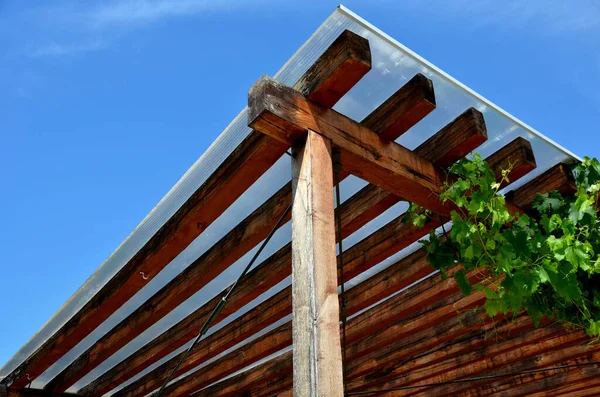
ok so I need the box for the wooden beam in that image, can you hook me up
[119,132,543,397]
[296,30,371,108]
[43,29,373,395]
[486,137,536,188]
[505,162,576,211]
[120,137,539,397]
[83,73,444,397]
[403,333,595,397]
[248,75,450,215]
[347,321,567,393]
[344,310,511,382]
[192,351,293,397]
[163,160,575,396]
[291,130,343,397]
[361,73,435,141]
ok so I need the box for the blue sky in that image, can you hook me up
[1,0,599,369]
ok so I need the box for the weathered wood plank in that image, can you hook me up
[43,28,372,395]
[347,321,566,393]
[486,137,536,188]
[291,130,343,397]
[406,333,594,397]
[83,73,445,397]
[164,161,577,396]
[415,107,487,168]
[296,30,371,108]
[119,135,540,395]
[119,130,544,397]
[505,162,576,211]
[248,75,450,215]
[361,73,435,141]
[192,351,293,397]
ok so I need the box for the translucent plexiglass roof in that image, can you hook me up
[0,5,580,394]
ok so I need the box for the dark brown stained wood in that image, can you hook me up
[159,161,575,397]
[290,130,343,397]
[115,126,537,397]
[3,130,288,391]
[82,53,449,397]
[153,247,459,396]
[454,359,600,397]
[192,351,293,397]
[544,366,600,397]
[164,323,292,397]
[343,249,432,315]
[505,162,576,211]
[347,321,567,393]
[115,288,291,397]
[248,75,451,215]
[485,136,536,188]
[42,28,372,395]
[4,390,74,397]
[165,268,482,397]
[406,332,600,396]
[415,339,600,397]
[415,107,487,168]
[296,30,371,108]
[345,310,514,382]
[116,133,535,397]
[45,178,294,395]
[345,270,486,352]
[361,73,436,141]
[252,374,294,397]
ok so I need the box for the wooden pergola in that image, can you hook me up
[2,7,598,397]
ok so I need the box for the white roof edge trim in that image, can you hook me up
[337,4,582,163]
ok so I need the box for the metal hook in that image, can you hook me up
[140,272,149,280]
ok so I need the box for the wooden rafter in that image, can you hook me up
[43,29,373,396]
[156,157,580,397]
[112,102,489,397]
[81,71,439,397]
[145,137,539,397]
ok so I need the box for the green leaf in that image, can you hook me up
[454,270,472,296]
[533,192,562,214]
[565,243,590,272]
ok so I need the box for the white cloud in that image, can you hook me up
[84,0,255,29]
[23,0,270,57]
[29,40,106,58]
[405,0,600,35]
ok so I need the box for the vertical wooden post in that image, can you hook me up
[291,129,344,397]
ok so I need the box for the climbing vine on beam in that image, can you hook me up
[405,155,600,337]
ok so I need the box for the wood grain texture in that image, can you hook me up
[171,162,563,396]
[413,337,599,397]
[348,322,569,394]
[485,136,536,188]
[119,119,546,397]
[248,75,450,215]
[44,28,372,395]
[116,133,538,397]
[361,73,435,141]
[291,130,343,397]
[413,107,487,168]
[192,351,293,397]
[505,162,576,211]
[296,30,371,108]
[84,62,446,397]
